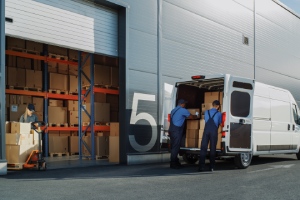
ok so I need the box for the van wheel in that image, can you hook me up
[234,153,252,169]
[296,150,300,160]
[182,154,198,164]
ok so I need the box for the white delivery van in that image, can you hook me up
[170,74,300,169]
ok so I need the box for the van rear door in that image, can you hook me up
[227,76,255,152]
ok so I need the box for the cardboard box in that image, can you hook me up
[58,63,69,75]
[6,133,33,145]
[69,111,78,125]
[48,106,67,124]
[35,70,42,89]
[187,108,200,115]
[48,62,57,73]
[110,122,119,136]
[96,132,110,137]
[7,37,26,49]
[59,131,71,136]
[7,67,17,86]
[67,100,78,111]
[69,75,78,93]
[17,68,26,86]
[219,92,224,105]
[200,119,205,129]
[202,103,213,114]
[17,95,32,105]
[48,45,68,56]
[34,60,42,71]
[204,92,219,103]
[6,121,11,133]
[11,122,31,134]
[69,49,78,61]
[26,40,43,52]
[10,104,27,122]
[10,95,17,105]
[95,136,109,156]
[82,103,110,122]
[35,112,43,122]
[185,138,198,148]
[82,64,111,86]
[49,100,63,107]
[199,129,204,139]
[17,57,31,69]
[6,144,38,164]
[109,136,119,163]
[25,69,35,88]
[85,93,106,103]
[69,136,79,153]
[198,132,222,149]
[111,67,119,87]
[186,129,199,139]
[7,55,17,67]
[49,73,68,91]
[32,97,44,112]
[186,120,199,129]
[49,136,69,153]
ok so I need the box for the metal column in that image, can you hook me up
[43,44,49,157]
[78,52,95,160]
[0,0,7,175]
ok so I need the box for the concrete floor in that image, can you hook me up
[44,155,117,170]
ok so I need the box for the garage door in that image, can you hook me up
[5,0,118,56]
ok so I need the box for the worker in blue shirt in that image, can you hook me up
[198,100,222,172]
[168,99,199,169]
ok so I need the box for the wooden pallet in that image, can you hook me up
[70,152,79,156]
[48,89,69,95]
[48,53,68,61]
[7,163,23,170]
[69,57,78,62]
[82,122,90,126]
[9,47,40,55]
[69,91,78,95]
[49,123,68,127]
[8,85,42,92]
[49,152,69,157]
[83,155,108,160]
[82,122,107,126]
[70,124,79,127]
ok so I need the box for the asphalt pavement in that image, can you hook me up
[1,154,300,200]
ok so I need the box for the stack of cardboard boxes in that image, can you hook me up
[5,122,40,165]
[185,109,200,148]
[48,100,67,125]
[109,122,119,163]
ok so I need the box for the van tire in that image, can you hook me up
[182,154,198,164]
[234,153,252,169]
[296,150,300,160]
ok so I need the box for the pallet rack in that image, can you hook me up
[5,46,119,158]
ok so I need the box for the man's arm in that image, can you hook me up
[19,115,24,122]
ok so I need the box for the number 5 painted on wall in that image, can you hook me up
[129,93,157,152]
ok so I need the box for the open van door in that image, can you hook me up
[226,76,254,168]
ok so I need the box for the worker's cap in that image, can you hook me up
[27,104,35,112]
[212,100,221,106]
[178,99,188,104]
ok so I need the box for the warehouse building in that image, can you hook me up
[0,0,300,175]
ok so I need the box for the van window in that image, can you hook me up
[292,104,300,125]
[231,91,250,117]
[233,81,253,90]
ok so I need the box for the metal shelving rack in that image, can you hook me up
[4,48,119,158]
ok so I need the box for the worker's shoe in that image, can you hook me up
[209,168,214,172]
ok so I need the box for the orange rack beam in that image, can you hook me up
[5,89,47,97]
[82,88,119,95]
[47,93,78,100]
[6,50,46,61]
[47,126,110,132]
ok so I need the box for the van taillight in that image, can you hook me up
[191,75,205,80]
[168,114,171,122]
[221,112,226,127]
[221,131,226,137]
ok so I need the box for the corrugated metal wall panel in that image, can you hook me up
[126,0,157,35]
[128,29,157,73]
[161,0,254,79]
[256,0,300,80]
[5,0,118,56]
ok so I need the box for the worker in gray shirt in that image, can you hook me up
[20,104,39,128]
